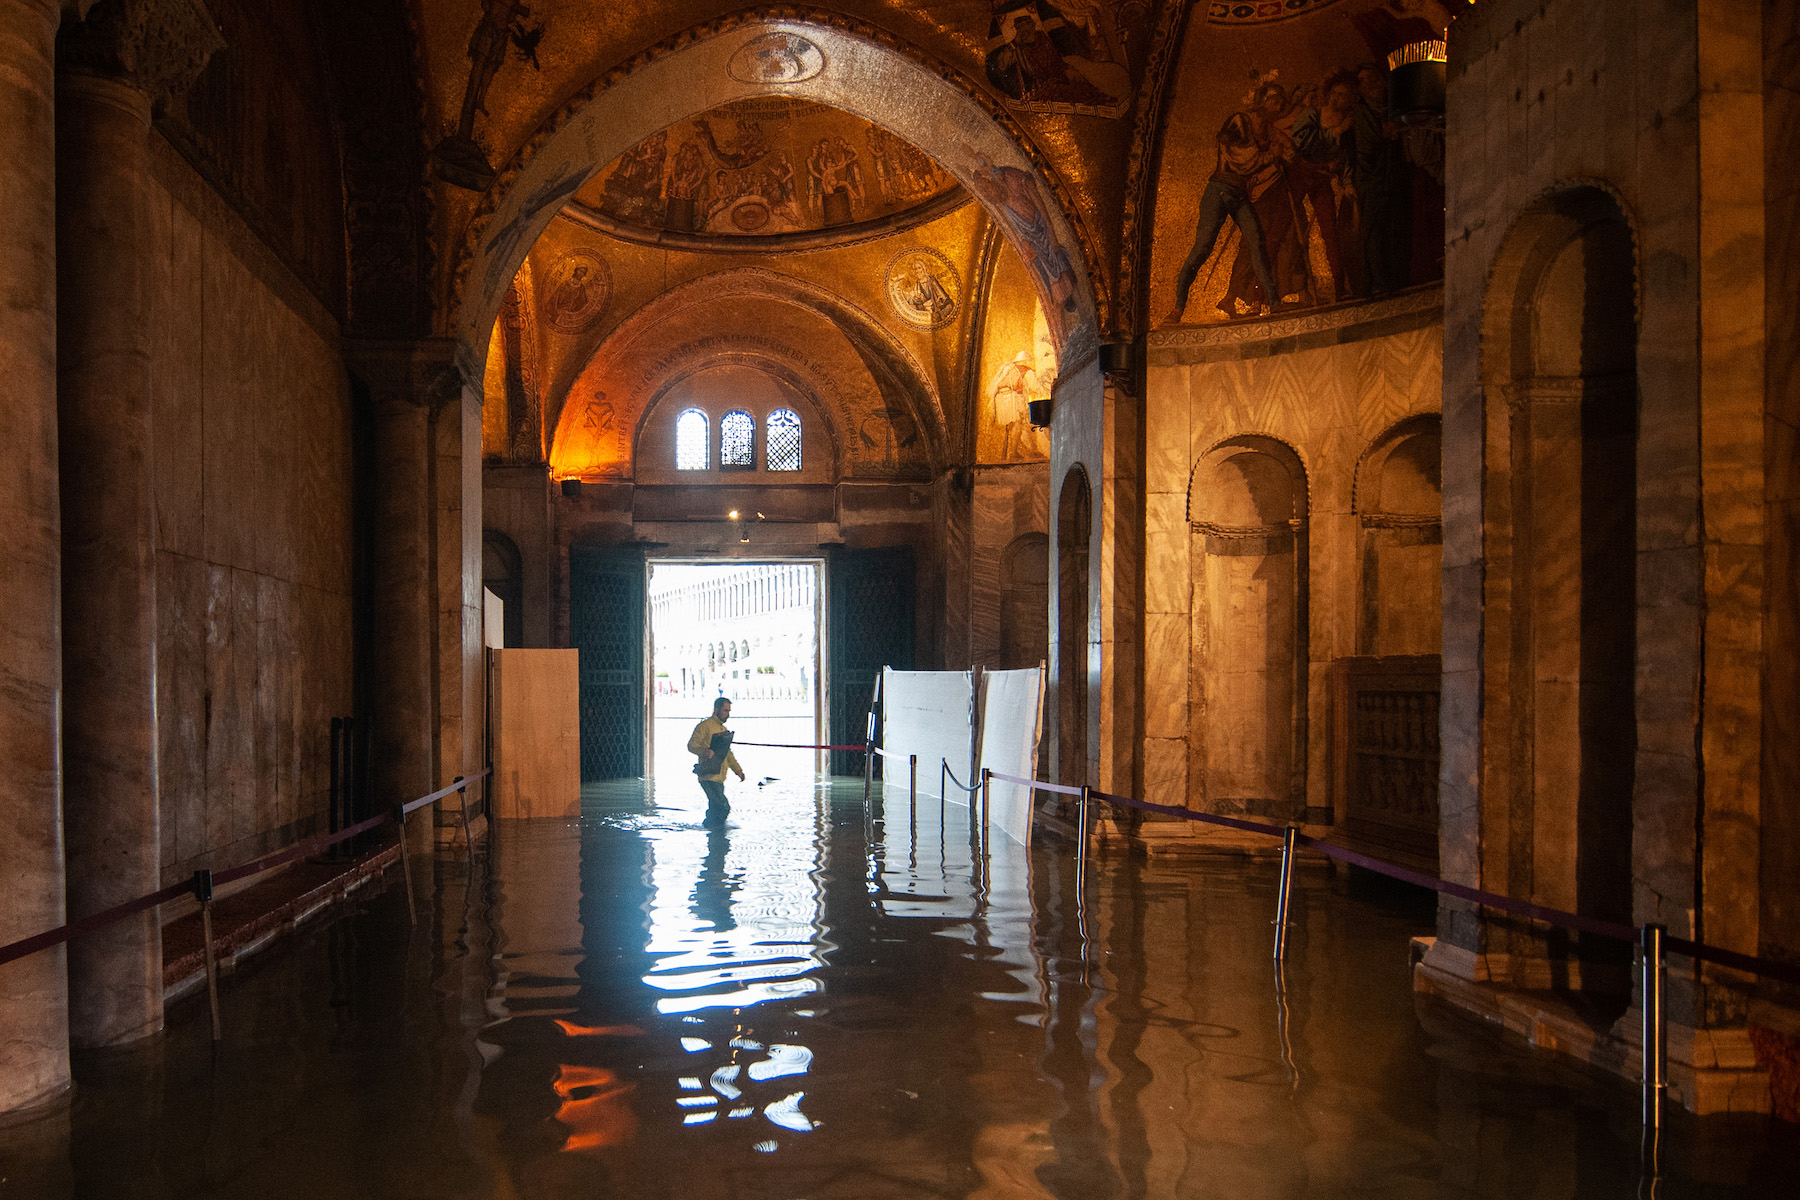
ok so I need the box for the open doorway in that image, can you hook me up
[648,560,823,782]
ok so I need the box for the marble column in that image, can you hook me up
[55,0,221,1048]
[348,343,463,835]
[0,0,71,1112]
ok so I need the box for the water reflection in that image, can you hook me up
[1,772,1796,1198]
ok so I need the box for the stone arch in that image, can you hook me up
[1188,435,1310,819]
[1479,185,1639,994]
[1353,414,1443,656]
[452,17,1100,382]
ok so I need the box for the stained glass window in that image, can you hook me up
[676,409,708,470]
[720,410,755,468]
[767,408,802,471]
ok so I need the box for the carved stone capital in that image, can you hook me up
[345,339,467,411]
[58,0,223,105]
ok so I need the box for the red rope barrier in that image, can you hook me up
[731,742,867,750]
[0,768,489,969]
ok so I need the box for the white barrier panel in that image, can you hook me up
[977,666,1044,846]
[881,668,974,801]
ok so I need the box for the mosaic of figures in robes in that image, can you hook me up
[574,97,958,237]
[984,0,1137,117]
[979,298,1056,463]
[1165,10,1446,325]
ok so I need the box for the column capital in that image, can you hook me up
[57,0,223,105]
[345,338,467,412]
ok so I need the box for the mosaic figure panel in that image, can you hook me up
[1155,0,1446,326]
[977,242,1054,464]
[576,97,959,239]
[983,1,1135,117]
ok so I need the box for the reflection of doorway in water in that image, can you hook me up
[647,560,824,784]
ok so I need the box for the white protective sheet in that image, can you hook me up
[976,666,1045,846]
[881,668,976,802]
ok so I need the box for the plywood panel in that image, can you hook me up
[494,649,581,819]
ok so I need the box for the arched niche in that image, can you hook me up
[633,363,836,486]
[1187,435,1309,818]
[1000,532,1049,671]
[1353,414,1443,656]
[482,529,524,649]
[1480,185,1638,992]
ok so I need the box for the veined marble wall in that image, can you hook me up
[1142,295,1443,817]
[147,134,354,884]
[1425,0,1783,1112]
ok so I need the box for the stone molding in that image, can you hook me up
[1360,512,1443,530]
[1191,518,1304,539]
[1148,286,1444,357]
[1500,371,1637,412]
[57,0,223,104]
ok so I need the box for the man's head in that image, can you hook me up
[714,697,732,721]
[1357,65,1387,105]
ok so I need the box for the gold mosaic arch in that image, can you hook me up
[451,14,1104,380]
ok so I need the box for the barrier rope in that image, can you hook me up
[984,770,1084,798]
[1078,785,1800,987]
[941,762,983,794]
[0,768,490,970]
[731,741,867,751]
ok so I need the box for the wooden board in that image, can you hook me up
[493,648,581,819]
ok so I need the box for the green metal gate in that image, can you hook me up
[570,545,645,780]
[829,546,914,777]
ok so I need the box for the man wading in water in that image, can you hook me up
[688,696,745,827]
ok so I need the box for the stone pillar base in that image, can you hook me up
[1413,936,1774,1115]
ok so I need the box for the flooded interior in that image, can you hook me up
[2,769,1795,1198]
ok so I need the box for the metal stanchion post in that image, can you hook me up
[980,769,992,862]
[940,759,947,810]
[1272,826,1298,961]
[1076,785,1091,896]
[862,740,874,804]
[394,805,418,928]
[455,774,473,849]
[910,754,917,808]
[192,869,222,1042]
[1642,923,1667,1128]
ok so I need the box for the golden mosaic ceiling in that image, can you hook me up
[566,97,967,250]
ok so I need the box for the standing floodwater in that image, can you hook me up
[1,773,1794,1197]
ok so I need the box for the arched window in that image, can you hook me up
[766,408,802,471]
[720,410,755,468]
[676,409,708,470]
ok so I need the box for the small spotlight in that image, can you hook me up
[728,509,740,520]
[561,477,582,498]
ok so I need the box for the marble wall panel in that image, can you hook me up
[1762,0,1800,963]
[148,141,353,881]
[1141,320,1442,812]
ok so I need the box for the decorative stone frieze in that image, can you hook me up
[57,0,223,104]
